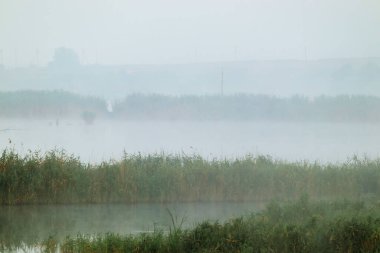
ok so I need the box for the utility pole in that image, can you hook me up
[14,49,17,67]
[221,69,224,96]
[81,48,86,65]
[95,49,98,65]
[36,49,39,66]
[304,46,308,62]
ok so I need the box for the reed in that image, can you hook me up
[1,150,380,205]
[57,198,380,253]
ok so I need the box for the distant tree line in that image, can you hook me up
[0,90,106,119]
[113,94,380,122]
[2,90,380,122]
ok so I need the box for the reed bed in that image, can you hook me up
[1,150,380,205]
[43,197,380,253]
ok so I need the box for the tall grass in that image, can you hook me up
[1,149,380,204]
[55,198,380,253]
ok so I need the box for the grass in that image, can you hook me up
[1,149,380,205]
[41,197,380,253]
[2,150,380,252]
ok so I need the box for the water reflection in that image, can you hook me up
[0,202,262,247]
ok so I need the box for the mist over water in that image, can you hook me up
[1,119,379,163]
[1,0,380,251]
[0,202,263,245]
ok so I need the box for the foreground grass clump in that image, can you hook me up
[53,198,380,253]
[1,149,380,204]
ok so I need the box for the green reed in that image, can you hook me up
[1,149,380,205]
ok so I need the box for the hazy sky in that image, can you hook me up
[0,0,379,66]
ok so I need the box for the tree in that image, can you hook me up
[49,47,80,69]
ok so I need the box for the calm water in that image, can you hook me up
[0,119,379,163]
[0,202,263,248]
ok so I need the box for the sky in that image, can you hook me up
[0,0,379,66]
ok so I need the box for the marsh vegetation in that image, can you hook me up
[54,198,380,253]
[1,150,380,251]
[2,0,379,251]
[1,150,380,205]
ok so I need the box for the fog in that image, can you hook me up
[2,119,380,164]
[1,0,380,66]
[1,0,380,99]
[2,56,380,98]
[1,0,380,252]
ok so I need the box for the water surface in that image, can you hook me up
[0,119,378,163]
[0,202,263,247]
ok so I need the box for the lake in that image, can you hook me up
[0,119,379,163]
[0,202,263,250]
[0,119,379,252]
